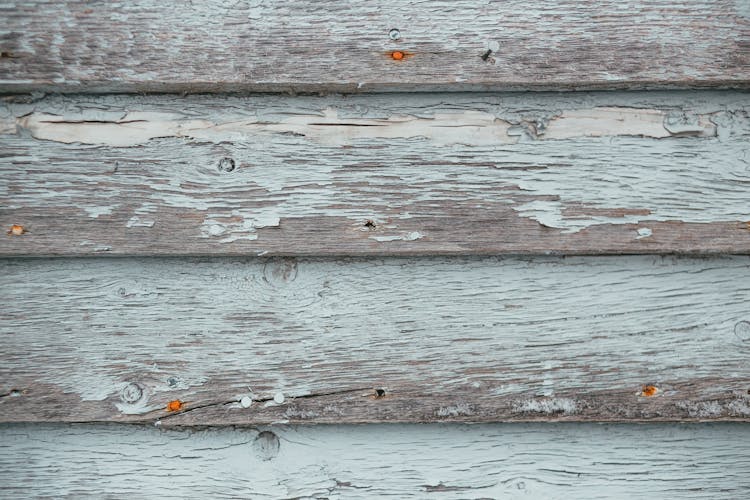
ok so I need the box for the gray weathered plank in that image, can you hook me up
[2,91,749,256]
[1,256,749,424]
[1,422,749,498]
[1,1,749,93]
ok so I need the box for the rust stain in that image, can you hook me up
[7,224,25,236]
[641,385,659,397]
[166,399,183,412]
[389,50,412,60]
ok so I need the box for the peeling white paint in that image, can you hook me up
[16,109,515,147]
[636,227,653,239]
[513,201,572,231]
[370,231,423,242]
[17,112,192,147]
[83,206,115,218]
[15,106,717,149]
[4,93,749,236]
[541,107,715,140]
[199,212,281,243]
[540,361,557,397]
[126,216,155,228]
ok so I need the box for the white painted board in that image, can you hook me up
[0,423,748,498]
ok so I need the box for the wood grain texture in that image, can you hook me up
[1,1,749,93]
[2,91,749,256]
[2,256,749,424]
[1,422,749,498]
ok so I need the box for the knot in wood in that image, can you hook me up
[253,431,280,461]
[120,383,144,404]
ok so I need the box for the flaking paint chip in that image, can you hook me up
[636,227,652,239]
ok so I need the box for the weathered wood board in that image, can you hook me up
[2,91,749,256]
[2,256,749,425]
[3,1,750,495]
[1,423,749,498]
[1,1,749,93]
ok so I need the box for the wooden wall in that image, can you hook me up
[1,1,749,497]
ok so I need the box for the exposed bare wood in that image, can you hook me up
[1,1,749,93]
[1,256,749,424]
[1,91,749,256]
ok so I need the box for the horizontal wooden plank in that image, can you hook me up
[1,91,749,256]
[1,1,749,92]
[1,256,749,424]
[1,422,749,498]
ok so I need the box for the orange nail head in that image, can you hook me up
[167,400,183,412]
[391,51,404,60]
[7,224,25,236]
[641,385,658,397]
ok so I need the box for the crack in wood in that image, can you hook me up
[11,107,716,148]
[155,386,375,423]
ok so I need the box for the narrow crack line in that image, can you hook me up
[157,398,236,420]
[307,122,382,127]
[155,386,377,422]
[430,124,503,128]
[423,482,497,492]
[36,119,150,125]
[288,386,374,400]
[523,342,574,348]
